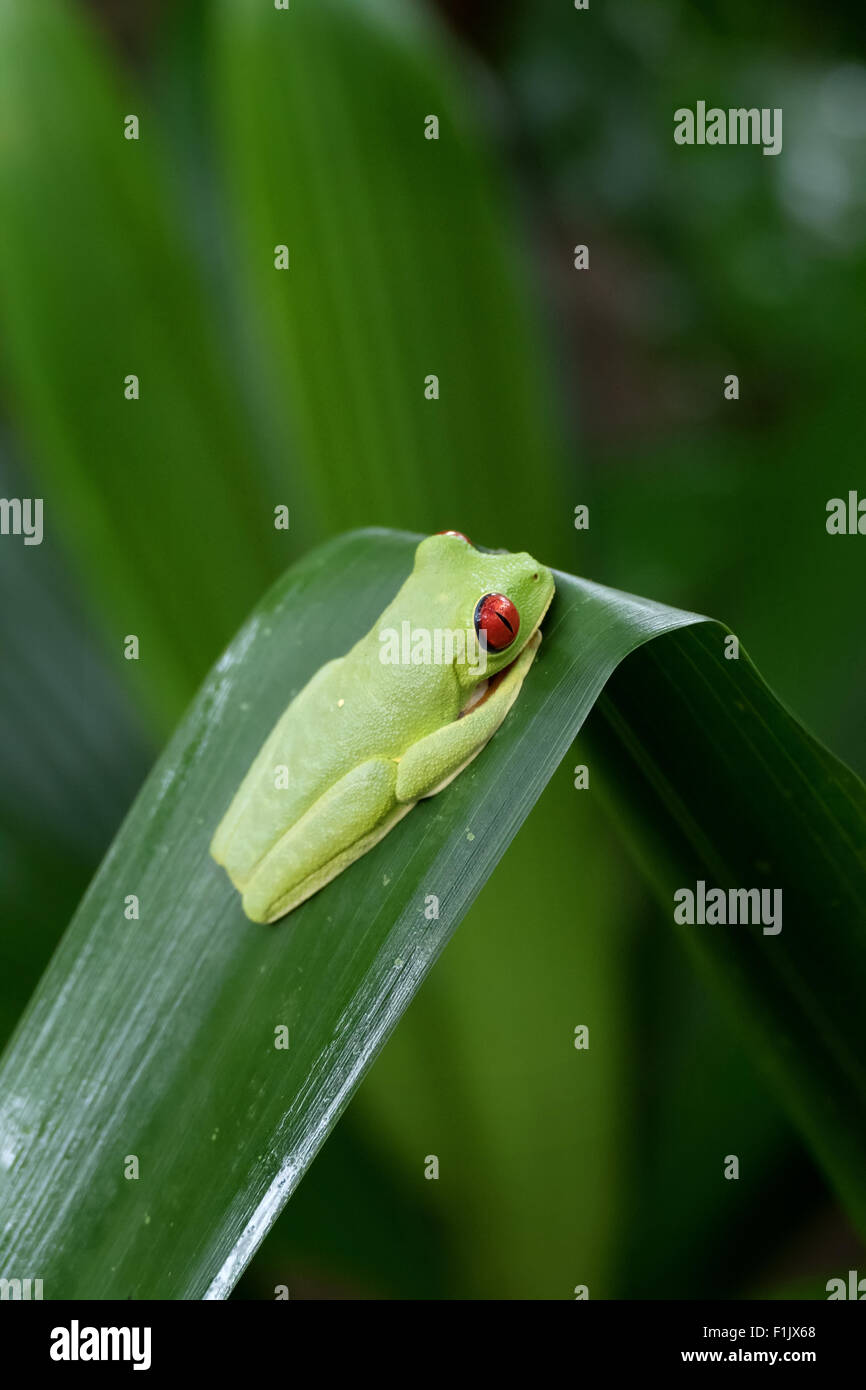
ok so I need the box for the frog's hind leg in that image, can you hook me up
[211,658,343,867]
[241,756,413,924]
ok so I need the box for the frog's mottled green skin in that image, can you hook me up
[211,533,555,922]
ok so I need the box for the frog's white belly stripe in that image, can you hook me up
[458,680,488,718]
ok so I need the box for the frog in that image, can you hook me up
[210,530,555,922]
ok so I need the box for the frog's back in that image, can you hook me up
[211,639,459,889]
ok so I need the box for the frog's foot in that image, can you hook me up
[237,757,412,924]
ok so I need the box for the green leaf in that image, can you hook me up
[586,626,866,1234]
[0,529,863,1298]
[0,0,294,727]
[356,776,635,1298]
[0,446,152,1047]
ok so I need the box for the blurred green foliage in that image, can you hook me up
[0,0,863,1297]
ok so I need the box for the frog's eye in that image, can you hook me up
[437,529,472,545]
[474,593,519,652]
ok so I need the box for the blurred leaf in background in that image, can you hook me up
[503,0,866,770]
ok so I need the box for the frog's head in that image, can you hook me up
[413,530,555,690]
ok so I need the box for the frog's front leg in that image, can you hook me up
[241,758,411,923]
[396,630,541,802]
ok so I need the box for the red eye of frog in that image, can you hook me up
[436,530,472,544]
[474,593,519,652]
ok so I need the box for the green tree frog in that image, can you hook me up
[211,531,555,922]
